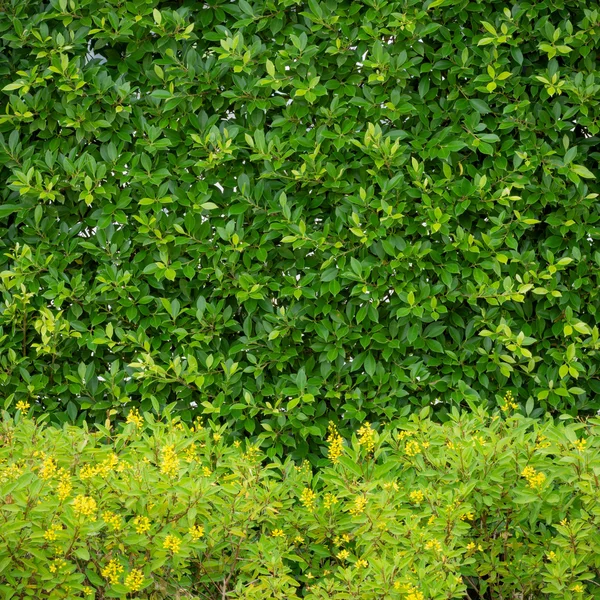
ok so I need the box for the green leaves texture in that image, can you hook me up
[0,0,599,458]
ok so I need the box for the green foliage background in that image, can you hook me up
[1,0,600,458]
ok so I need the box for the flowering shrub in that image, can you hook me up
[1,402,599,599]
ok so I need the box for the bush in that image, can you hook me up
[2,400,599,599]
[1,1,600,456]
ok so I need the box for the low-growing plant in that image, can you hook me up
[1,399,599,599]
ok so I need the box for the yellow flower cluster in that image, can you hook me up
[125,568,144,591]
[44,523,63,542]
[72,495,97,520]
[324,493,338,509]
[394,582,424,600]
[163,534,181,554]
[133,515,151,534]
[272,529,285,538]
[397,430,414,440]
[409,490,425,504]
[126,407,143,428]
[460,512,474,521]
[501,390,518,412]
[521,466,546,489]
[0,461,24,483]
[189,525,204,540]
[101,559,123,584]
[573,438,587,452]
[327,421,344,464]
[572,583,584,593]
[300,487,317,511]
[337,549,349,561]
[348,496,367,516]
[57,469,72,501]
[184,442,197,462]
[39,455,58,480]
[243,444,261,462]
[535,434,551,450]
[467,541,483,553]
[79,453,121,479]
[16,400,30,411]
[334,534,351,546]
[357,422,375,453]
[160,444,180,478]
[49,558,67,573]
[405,440,421,457]
[355,558,368,569]
[102,511,122,531]
[425,539,442,552]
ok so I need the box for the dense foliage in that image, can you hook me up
[2,402,599,599]
[1,0,600,457]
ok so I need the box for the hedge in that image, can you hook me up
[1,0,600,458]
[1,400,599,599]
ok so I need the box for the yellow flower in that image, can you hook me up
[101,559,123,585]
[357,422,375,453]
[44,523,63,542]
[213,433,222,442]
[57,469,72,501]
[324,493,338,509]
[300,487,317,511]
[133,515,151,534]
[102,511,121,531]
[184,443,197,462]
[294,535,304,544]
[409,490,425,504]
[163,534,181,554]
[501,390,518,412]
[535,434,551,450]
[83,587,93,596]
[125,569,144,592]
[272,529,285,538]
[202,466,212,477]
[73,495,97,520]
[573,438,587,452]
[39,455,58,480]
[337,549,350,561]
[425,539,442,552]
[405,440,421,457]
[572,583,584,593]
[126,407,143,428]
[16,400,30,411]
[348,495,367,516]
[547,551,557,561]
[160,445,180,478]
[355,558,368,569]
[189,525,204,540]
[327,421,344,464]
[521,466,546,489]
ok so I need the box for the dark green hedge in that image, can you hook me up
[1,0,599,458]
